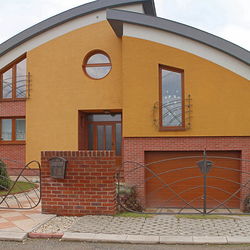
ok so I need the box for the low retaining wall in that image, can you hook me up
[41,151,116,216]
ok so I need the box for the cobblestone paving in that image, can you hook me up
[67,215,250,237]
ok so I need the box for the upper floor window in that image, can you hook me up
[0,117,25,143]
[83,51,111,79]
[0,56,27,100]
[159,65,184,130]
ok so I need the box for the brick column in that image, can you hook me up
[41,151,116,216]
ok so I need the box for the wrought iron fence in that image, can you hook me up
[0,158,40,209]
[117,149,250,215]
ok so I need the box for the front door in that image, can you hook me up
[87,113,122,168]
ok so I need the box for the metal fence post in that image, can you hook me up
[203,148,207,215]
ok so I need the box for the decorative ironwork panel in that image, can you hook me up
[153,95,192,130]
[117,149,250,215]
[0,158,40,209]
[1,73,31,99]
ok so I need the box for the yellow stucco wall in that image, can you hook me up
[122,36,250,137]
[26,21,122,162]
[26,21,250,162]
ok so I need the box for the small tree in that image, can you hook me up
[0,160,11,191]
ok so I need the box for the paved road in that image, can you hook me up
[1,239,250,250]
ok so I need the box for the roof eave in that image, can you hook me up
[0,0,155,58]
[107,9,250,66]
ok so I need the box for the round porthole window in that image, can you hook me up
[83,51,111,79]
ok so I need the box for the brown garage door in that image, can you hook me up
[145,151,240,209]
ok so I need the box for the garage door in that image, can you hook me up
[145,151,240,209]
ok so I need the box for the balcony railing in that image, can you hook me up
[153,94,192,130]
[1,73,31,99]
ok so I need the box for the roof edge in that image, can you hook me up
[107,9,250,66]
[0,0,155,59]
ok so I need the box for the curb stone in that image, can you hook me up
[160,236,193,244]
[0,232,27,242]
[62,233,250,245]
[226,236,250,244]
[93,234,127,243]
[62,233,95,242]
[193,236,228,244]
[29,232,63,239]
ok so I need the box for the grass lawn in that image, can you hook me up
[115,212,155,218]
[175,214,235,219]
[0,181,36,196]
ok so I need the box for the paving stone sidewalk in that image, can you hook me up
[67,215,250,237]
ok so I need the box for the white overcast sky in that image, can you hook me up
[0,0,250,51]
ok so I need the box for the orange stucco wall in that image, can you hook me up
[26,21,250,162]
[26,21,122,162]
[122,36,250,137]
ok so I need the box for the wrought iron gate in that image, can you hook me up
[0,158,41,209]
[117,149,250,215]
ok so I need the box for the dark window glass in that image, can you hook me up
[116,123,121,156]
[88,124,93,150]
[97,125,104,150]
[105,125,112,150]
[88,114,121,122]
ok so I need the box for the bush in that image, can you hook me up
[244,195,250,213]
[117,184,143,212]
[0,160,11,191]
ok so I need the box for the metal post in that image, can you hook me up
[203,148,207,215]
[188,94,191,128]
[28,72,30,98]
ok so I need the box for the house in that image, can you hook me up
[1,0,250,211]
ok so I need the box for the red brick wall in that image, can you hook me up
[123,137,250,208]
[0,101,26,173]
[0,144,27,175]
[41,150,116,216]
[78,111,87,150]
[0,101,26,117]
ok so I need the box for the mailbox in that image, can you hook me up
[49,157,68,179]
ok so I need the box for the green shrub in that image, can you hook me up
[0,160,11,191]
[117,184,143,212]
[244,195,250,213]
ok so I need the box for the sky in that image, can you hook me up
[0,0,250,51]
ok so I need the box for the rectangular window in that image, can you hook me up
[0,56,27,100]
[0,118,25,143]
[2,69,12,99]
[16,59,27,98]
[160,65,184,130]
[1,119,12,141]
[15,119,26,140]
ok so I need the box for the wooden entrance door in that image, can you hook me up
[87,114,122,168]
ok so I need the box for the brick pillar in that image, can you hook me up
[41,151,116,216]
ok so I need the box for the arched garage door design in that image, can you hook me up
[145,151,241,209]
[117,150,250,214]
